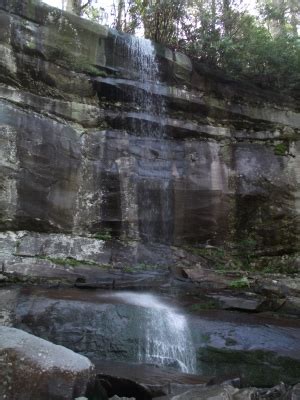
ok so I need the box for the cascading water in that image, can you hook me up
[108,292,196,374]
[126,35,166,137]
[115,35,174,243]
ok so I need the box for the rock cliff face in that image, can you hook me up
[0,0,300,270]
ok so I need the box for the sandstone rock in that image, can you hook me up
[169,385,248,399]
[0,326,95,400]
[277,296,300,317]
[168,383,290,399]
[0,273,8,281]
[290,383,300,400]
[109,396,135,400]
[211,293,265,311]
[0,0,299,259]
[182,266,230,289]
[0,287,19,326]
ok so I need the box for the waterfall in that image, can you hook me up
[108,292,196,374]
[125,35,166,137]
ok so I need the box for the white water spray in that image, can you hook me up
[124,35,166,137]
[108,292,196,373]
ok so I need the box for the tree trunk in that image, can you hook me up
[222,0,231,35]
[66,0,88,16]
[116,0,125,31]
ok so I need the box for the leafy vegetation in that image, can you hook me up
[66,0,299,93]
[187,245,245,271]
[228,276,250,288]
[92,229,112,241]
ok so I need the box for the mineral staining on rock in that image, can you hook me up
[0,0,299,269]
[0,0,300,398]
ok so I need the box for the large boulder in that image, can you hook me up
[169,383,289,399]
[0,326,95,400]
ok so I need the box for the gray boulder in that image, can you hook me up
[169,383,289,399]
[290,383,300,400]
[0,326,95,400]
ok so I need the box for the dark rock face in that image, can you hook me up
[0,0,299,266]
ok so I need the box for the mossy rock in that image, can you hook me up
[197,347,300,387]
[274,142,289,156]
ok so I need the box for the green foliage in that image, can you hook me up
[118,0,299,92]
[93,229,112,241]
[187,245,244,271]
[235,238,257,266]
[257,254,299,274]
[274,142,289,155]
[71,0,299,92]
[228,276,250,288]
[180,8,300,91]
[134,0,185,45]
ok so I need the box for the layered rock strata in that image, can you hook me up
[0,0,299,270]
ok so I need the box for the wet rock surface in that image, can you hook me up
[93,359,209,398]
[157,382,291,399]
[2,286,299,388]
[0,0,299,261]
[0,1,300,399]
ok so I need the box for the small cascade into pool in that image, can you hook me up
[108,292,196,373]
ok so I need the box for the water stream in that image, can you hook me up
[107,292,196,373]
[126,35,166,136]
[118,35,174,243]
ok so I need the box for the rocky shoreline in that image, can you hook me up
[1,324,300,399]
[1,283,300,399]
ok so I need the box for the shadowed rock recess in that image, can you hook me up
[0,0,300,270]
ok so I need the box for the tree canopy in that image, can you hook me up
[66,0,300,94]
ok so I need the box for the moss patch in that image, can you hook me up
[197,347,300,387]
[274,142,289,156]
[189,301,218,312]
[92,229,112,241]
[228,276,250,289]
[38,256,100,267]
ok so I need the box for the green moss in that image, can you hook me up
[228,276,250,289]
[38,256,98,267]
[189,301,218,311]
[72,55,108,76]
[93,229,112,241]
[258,254,299,274]
[201,333,211,343]
[197,347,300,386]
[122,263,160,272]
[187,242,298,275]
[186,245,246,271]
[274,142,289,156]
[135,263,159,270]
[123,266,135,273]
